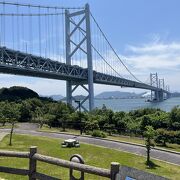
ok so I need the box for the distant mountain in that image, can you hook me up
[141,92,151,98]
[73,95,86,100]
[62,95,86,101]
[171,92,180,97]
[50,95,64,101]
[95,91,146,99]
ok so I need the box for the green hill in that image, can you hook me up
[0,86,39,101]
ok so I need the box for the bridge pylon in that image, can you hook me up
[65,4,94,111]
[159,79,165,90]
[150,73,159,101]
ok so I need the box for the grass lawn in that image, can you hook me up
[39,126,81,135]
[0,134,179,180]
[106,135,145,145]
[39,126,180,152]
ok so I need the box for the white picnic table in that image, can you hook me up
[62,138,80,147]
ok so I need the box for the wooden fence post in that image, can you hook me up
[29,146,37,180]
[110,162,119,180]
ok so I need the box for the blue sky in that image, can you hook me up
[0,0,180,96]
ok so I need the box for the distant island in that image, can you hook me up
[50,94,64,101]
[50,91,149,101]
[1,87,179,102]
[49,91,180,101]
[95,91,147,99]
[171,92,180,97]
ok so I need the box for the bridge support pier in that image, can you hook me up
[152,90,164,102]
[65,4,94,111]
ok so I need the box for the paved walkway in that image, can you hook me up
[1,127,179,166]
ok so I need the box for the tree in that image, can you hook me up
[155,129,169,146]
[103,123,115,135]
[19,100,32,122]
[112,111,126,130]
[33,107,48,128]
[59,109,69,132]
[77,112,87,135]
[46,114,56,128]
[49,102,72,130]
[3,103,20,146]
[143,126,156,165]
[0,102,8,126]
[140,115,152,130]
[84,115,100,132]
[169,106,180,130]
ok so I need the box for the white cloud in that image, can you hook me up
[121,40,180,91]
[124,41,180,71]
[126,42,180,54]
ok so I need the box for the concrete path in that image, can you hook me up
[1,127,179,166]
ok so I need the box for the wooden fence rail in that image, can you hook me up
[0,146,119,180]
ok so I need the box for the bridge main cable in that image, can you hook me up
[90,12,142,83]
[0,1,84,10]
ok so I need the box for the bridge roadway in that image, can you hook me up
[0,124,179,166]
[0,46,168,93]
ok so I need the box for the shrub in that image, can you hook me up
[155,129,180,145]
[92,130,107,138]
[155,129,169,146]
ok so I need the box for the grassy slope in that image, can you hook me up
[40,126,180,152]
[0,134,179,180]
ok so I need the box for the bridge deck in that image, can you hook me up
[0,46,168,93]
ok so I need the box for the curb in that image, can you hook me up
[153,147,180,155]
[38,130,180,155]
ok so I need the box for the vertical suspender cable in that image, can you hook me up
[62,9,65,63]
[30,7,33,53]
[21,15,25,52]
[38,6,41,56]
[3,2,5,46]
[45,8,48,58]
[95,21,98,71]
[51,12,54,59]
[12,15,14,49]
[47,7,50,58]
[78,15,81,67]
[103,37,105,74]
[79,16,81,67]
[74,16,77,66]
[17,5,20,50]
[55,8,59,61]
[28,5,31,53]
[105,42,108,75]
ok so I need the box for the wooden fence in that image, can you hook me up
[0,146,120,180]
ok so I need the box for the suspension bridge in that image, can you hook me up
[0,1,170,111]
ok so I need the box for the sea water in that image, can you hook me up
[83,97,180,112]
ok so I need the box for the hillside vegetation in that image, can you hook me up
[0,86,39,101]
[0,86,179,148]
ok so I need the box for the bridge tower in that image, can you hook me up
[158,78,165,100]
[65,4,94,111]
[150,73,159,101]
[166,85,171,99]
[159,79,165,90]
